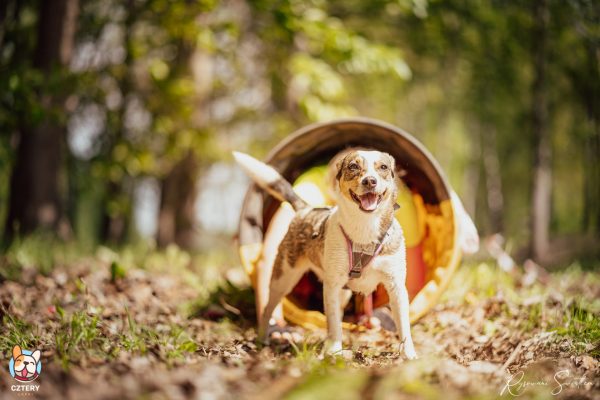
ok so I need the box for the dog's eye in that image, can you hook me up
[348,163,359,171]
[380,164,388,170]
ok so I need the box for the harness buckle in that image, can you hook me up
[349,269,362,279]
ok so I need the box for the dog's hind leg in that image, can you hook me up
[256,206,295,326]
[258,259,308,343]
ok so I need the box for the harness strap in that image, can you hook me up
[340,225,387,279]
[340,225,385,326]
[339,204,399,324]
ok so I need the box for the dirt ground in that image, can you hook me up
[0,251,598,400]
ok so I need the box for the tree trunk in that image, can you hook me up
[530,0,551,262]
[99,0,134,244]
[0,0,11,49]
[157,151,200,248]
[462,128,480,221]
[582,101,600,234]
[156,44,211,249]
[4,0,79,242]
[582,41,600,234]
[100,180,131,244]
[482,126,504,234]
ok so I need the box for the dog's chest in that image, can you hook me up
[344,255,396,294]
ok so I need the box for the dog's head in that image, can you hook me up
[333,149,398,213]
[12,345,40,381]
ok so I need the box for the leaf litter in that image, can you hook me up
[0,254,598,400]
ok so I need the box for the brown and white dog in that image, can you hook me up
[234,149,417,359]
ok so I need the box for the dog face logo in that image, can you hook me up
[9,345,41,382]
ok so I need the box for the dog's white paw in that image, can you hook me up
[270,329,303,343]
[402,343,418,360]
[323,340,343,356]
[322,341,353,360]
[259,324,303,345]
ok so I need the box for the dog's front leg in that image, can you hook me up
[323,280,344,356]
[385,278,417,359]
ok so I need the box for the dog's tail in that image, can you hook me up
[233,151,308,211]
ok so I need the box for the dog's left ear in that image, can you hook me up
[31,350,41,363]
[387,154,397,178]
[392,157,407,182]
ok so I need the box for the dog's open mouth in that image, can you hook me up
[350,190,385,212]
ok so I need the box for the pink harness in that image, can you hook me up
[338,205,399,322]
[339,225,387,279]
[339,203,399,279]
[339,224,389,323]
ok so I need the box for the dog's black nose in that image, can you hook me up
[362,176,377,188]
[24,362,29,365]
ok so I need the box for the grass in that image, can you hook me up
[72,310,197,368]
[1,232,84,279]
[286,338,350,377]
[1,308,201,371]
[552,300,600,357]
[441,261,600,361]
[121,309,198,364]
[0,313,40,357]
[54,308,108,369]
[0,237,598,398]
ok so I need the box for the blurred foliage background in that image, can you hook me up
[0,0,598,267]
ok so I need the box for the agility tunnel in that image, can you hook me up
[237,118,461,329]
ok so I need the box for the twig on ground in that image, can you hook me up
[219,295,241,315]
[501,342,523,372]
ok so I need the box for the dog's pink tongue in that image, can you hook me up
[21,369,27,377]
[360,193,378,211]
